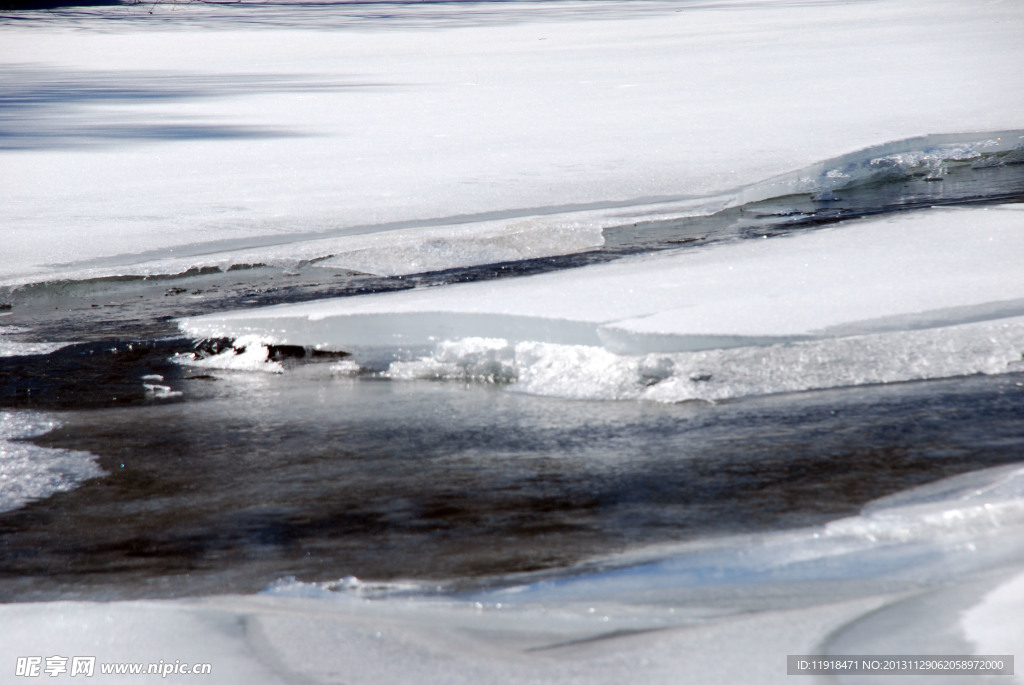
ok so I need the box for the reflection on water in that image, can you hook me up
[2,368,1022,601]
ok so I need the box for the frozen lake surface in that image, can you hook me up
[2,0,1024,682]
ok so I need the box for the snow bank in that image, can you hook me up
[182,205,1024,401]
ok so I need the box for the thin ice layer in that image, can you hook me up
[182,205,1024,349]
[0,412,105,514]
[0,327,74,358]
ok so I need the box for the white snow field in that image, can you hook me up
[3,0,1024,682]
[1,0,1023,286]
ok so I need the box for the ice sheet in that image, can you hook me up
[182,205,1024,400]
[962,571,1024,685]
[182,205,1024,343]
[2,0,1023,285]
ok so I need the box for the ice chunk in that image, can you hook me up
[328,359,362,376]
[143,383,183,399]
[511,317,1024,402]
[386,337,517,383]
[172,335,284,374]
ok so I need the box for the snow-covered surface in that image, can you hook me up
[2,0,1023,285]
[183,205,1024,401]
[0,412,105,514]
[0,591,886,684]
[963,571,1024,685]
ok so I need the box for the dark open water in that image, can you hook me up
[2,328,1024,602]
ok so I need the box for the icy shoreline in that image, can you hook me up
[4,459,1024,683]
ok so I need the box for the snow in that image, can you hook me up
[0,590,888,684]
[2,0,1023,286]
